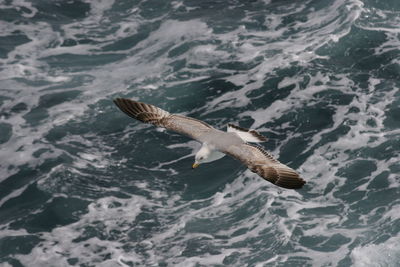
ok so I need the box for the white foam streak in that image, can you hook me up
[1,0,399,265]
[15,195,146,266]
[352,235,400,267]
[0,0,38,18]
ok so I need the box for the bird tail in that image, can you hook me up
[227,124,267,142]
[113,98,170,126]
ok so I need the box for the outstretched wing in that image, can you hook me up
[223,143,306,189]
[113,98,214,141]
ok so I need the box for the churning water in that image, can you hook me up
[1,0,400,266]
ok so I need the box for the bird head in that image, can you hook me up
[192,146,210,168]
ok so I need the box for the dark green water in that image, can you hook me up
[0,0,400,266]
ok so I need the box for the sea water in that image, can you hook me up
[0,0,399,266]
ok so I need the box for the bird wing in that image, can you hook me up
[113,98,214,141]
[222,143,306,189]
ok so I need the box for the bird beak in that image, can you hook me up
[192,163,200,169]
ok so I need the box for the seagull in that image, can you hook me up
[113,98,306,189]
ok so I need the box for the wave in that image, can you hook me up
[1,0,400,266]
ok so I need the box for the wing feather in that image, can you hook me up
[114,98,213,141]
[223,143,306,189]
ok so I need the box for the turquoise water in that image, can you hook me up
[1,0,400,266]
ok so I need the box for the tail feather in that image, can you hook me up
[227,123,267,143]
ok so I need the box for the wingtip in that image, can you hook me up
[272,168,306,190]
[297,178,307,189]
[291,177,306,190]
[113,97,122,106]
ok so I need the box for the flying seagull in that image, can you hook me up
[113,98,306,189]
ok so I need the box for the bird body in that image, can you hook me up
[195,143,226,164]
[113,98,306,189]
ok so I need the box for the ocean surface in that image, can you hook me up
[1,0,400,266]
